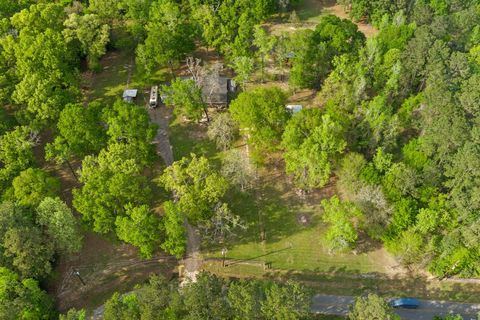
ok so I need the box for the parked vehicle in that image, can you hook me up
[390,298,420,309]
[149,85,158,108]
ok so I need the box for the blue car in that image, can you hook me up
[390,298,420,309]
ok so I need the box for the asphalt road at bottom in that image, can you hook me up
[312,294,480,320]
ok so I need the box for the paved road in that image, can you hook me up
[312,295,480,320]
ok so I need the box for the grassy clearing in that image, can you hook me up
[203,154,393,274]
[82,49,169,105]
[267,0,377,37]
[169,114,219,162]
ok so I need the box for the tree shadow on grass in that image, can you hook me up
[169,119,219,163]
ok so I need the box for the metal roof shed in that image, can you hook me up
[123,89,138,103]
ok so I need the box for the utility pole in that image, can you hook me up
[73,269,86,286]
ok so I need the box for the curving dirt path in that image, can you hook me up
[147,106,202,283]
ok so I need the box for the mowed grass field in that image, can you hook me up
[202,154,395,274]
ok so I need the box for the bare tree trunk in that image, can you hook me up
[66,159,79,182]
[203,107,210,123]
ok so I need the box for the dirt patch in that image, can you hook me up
[48,231,177,313]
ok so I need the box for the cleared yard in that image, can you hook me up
[266,0,378,37]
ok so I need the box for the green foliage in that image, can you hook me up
[103,100,157,162]
[221,149,256,191]
[0,126,35,192]
[321,196,363,252]
[63,13,110,69]
[160,201,186,258]
[349,293,399,320]
[253,25,275,82]
[386,228,424,265]
[0,267,54,320]
[433,315,464,320]
[12,168,60,208]
[190,0,274,60]
[162,78,207,122]
[283,109,346,189]
[207,113,238,151]
[159,154,228,224]
[2,225,54,279]
[115,204,162,258]
[73,143,152,234]
[182,272,232,319]
[230,86,289,150]
[4,3,79,127]
[230,56,255,89]
[101,272,311,320]
[289,15,365,89]
[136,0,195,75]
[36,197,82,254]
[104,292,141,320]
[260,280,311,320]
[60,309,86,320]
[0,200,79,279]
[46,102,107,166]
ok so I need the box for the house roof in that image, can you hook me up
[202,76,228,105]
[179,76,229,105]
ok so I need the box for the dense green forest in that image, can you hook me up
[1,0,480,318]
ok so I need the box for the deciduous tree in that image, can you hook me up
[159,154,228,224]
[0,267,54,320]
[230,87,289,150]
[160,201,186,258]
[36,197,82,254]
[12,168,60,208]
[207,113,238,150]
[349,294,400,320]
[283,110,346,189]
[73,143,152,234]
[63,13,110,69]
[321,196,363,252]
[115,204,162,258]
[162,78,207,122]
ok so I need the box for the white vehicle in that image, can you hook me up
[149,85,158,108]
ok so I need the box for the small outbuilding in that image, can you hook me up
[122,89,138,103]
[286,104,303,114]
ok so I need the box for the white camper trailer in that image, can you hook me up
[149,85,158,108]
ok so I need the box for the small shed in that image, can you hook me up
[123,89,138,103]
[286,104,303,114]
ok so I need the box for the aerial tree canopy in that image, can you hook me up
[283,109,346,189]
[159,154,228,224]
[230,86,289,150]
[289,15,365,89]
[73,143,152,234]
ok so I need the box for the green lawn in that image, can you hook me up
[295,0,332,24]
[169,115,219,162]
[84,49,168,105]
[204,170,390,273]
